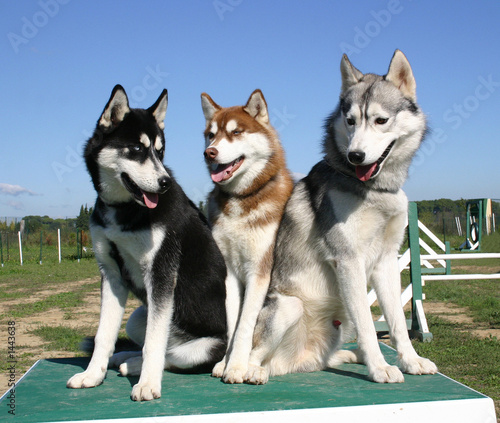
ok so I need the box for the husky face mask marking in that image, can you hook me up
[201,90,274,193]
[333,50,425,184]
[86,85,171,208]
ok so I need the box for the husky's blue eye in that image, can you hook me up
[132,145,142,152]
[232,130,242,135]
[375,117,388,125]
[346,118,355,126]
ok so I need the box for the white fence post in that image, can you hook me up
[58,228,62,263]
[18,231,23,265]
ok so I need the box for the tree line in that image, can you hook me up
[1,199,497,236]
[0,204,93,234]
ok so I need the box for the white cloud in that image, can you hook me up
[0,183,38,196]
[6,200,25,211]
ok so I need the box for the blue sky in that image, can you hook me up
[1,0,499,218]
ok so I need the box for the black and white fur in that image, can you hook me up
[67,85,227,401]
[244,50,438,384]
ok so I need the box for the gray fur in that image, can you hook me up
[244,50,437,385]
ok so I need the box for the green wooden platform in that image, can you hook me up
[1,344,496,422]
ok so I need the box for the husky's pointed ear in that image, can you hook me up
[149,89,168,130]
[201,93,221,123]
[340,54,363,93]
[386,50,417,101]
[244,89,269,124]
[99,85,130,132]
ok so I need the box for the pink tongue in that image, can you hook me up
[211,163,234,183]
[142,191,159,209]
[355,163,378,182]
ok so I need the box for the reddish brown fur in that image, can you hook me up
[205,103,293,227]
[202,90,294,383]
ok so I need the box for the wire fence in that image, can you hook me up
[0,228,92,266]
[419,211,496,239]
[0,207,495,266]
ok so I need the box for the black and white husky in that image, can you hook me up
[67,85,227,401]
[244,50,438,384]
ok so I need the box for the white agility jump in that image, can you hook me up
[421,253,500,281]
[420,253,500,261]
[370,202,500,341]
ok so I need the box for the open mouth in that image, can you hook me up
[354,141,396,182]
[209,156,245,183]
[121,173,159,209]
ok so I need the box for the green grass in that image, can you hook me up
[7,289,95,319]
[29,325,92,352]
[422,230,500,327]
[424,278,500,326]
[0,258,100,320]
[0,258,99,289]
[0,258,101,392]
[1,243,92,266]
[413,316,500,402]
[412,230,500,416]
[478,230,500,252]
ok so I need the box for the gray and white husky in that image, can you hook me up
[244,50,438,384]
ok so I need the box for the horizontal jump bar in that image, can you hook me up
[422,274,500,281]
[420,253,500,261]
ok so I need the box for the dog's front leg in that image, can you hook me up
[130,296,173,401]
[212,269,242,378]
[246,293,304,384]
[371,254,437,375]
[333,258,404,383]
[67,272,128,389]
[222,274,269,384]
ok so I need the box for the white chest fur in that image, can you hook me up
[327,188,408,268]
[212,202,278,282]
[91,210,166,290]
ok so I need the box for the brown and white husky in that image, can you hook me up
[201,89,294,383]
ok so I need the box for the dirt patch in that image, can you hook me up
[425,301,499,339]
[0,282,141,394]
[424,301,474,324]
[0,278,99,308]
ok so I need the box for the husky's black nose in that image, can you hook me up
[158,176,171,192]
[348,151,365,165]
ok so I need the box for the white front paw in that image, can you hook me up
[223,364,247,384]
[369,364,405,383]
[67,369,105,389]
[131,381,161,401]
[400,355,438,375]
[244,365,269,385]
[212,359,226,378]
